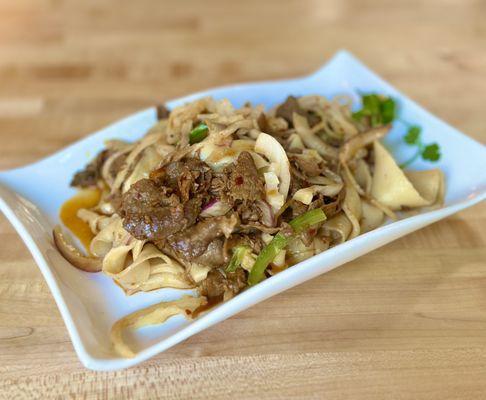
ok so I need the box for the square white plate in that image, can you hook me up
[1,50,485,371]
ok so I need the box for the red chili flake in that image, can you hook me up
[235,176,244,185]
[308,228,317,236]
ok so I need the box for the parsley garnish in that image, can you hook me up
[399,125,441,168]
[352,94,396,127]
[353,94,441,168]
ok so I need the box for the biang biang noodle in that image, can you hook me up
[54,94,444,357]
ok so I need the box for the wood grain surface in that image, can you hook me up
[1,0,485,398]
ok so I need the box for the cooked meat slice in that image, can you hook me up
[71,150,110,188]
[224,151,264,202]
[152,158,212,202]
[192,238,227,268]
[199,269,226,298]
[289,165,308,196]
[290,199,307,218]
[289,154,322,177]
[276,96,320,128]
[209,173,226,197]
[225,233,264,255]
[108,153,127,180]
[167,214,238,261]
[276,96,301,125]
[257,112,272,133]
[156,104,170,120]
[199,268,246,299]
[120,178,200,241]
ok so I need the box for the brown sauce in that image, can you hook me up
[59,188,101,252]
[192,295,223,318]
[270,264,288,275]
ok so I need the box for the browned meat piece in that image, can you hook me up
[276,96,320,128]
[289,154,322,177]
[120,179,201,241]
[71,150,110,188]
[152,158,212,202]
[257,112,272,133]
[167,214,238,261]
[191,238,227,268]
[321,189,345,218]
[289,165,309,196]
[276,96,301,125]
[236,202,260,223]
[156,104,170,120]
[223,151,264,203]
[209,173,226,197]
[225,233,264,255]
[108,153,127,180]
[199,268,246,299]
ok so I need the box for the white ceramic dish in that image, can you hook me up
[1,50,485,371]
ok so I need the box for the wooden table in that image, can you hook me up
[1,0,485,398]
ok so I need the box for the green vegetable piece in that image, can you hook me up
[352,110,364,121]
[226,245,249,273]
[189,123,208,144]
[248,209,326,286]
[404,126,421,145]
[247,233,288,286]
[353,94,395,127]
[363,95,381,116]
[422,143,441,162]
[380,98,396,124]
[288,208,327,234]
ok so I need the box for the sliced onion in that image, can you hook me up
[200,199,232,217]
[256,200,275,227]
[293,184,344,205]
[53,225,102,272]
[255,132,291,199]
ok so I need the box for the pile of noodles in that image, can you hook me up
[55,95,444,357]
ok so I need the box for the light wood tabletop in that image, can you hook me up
[1,0,485,398]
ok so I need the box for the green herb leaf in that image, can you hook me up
[380,98,396,124]
[352,110,364,121]
[363,94,381,115]
[189,123,208,144]
[404,126,421,145]
[422,143,441,162]
[353,94,396,127]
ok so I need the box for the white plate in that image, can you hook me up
[1,50,485,371]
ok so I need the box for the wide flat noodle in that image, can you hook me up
[353,159,372,195]
[405,169,445,208]
[187,263,212,283]
[77,209,115,235]
[321,212,352,245]
[103,243,194,295]
[371,141,443,210]
[286,237,329,264]
[293,113,339,160]
[101,147,133,189]
[111,295,206,358]
[342,176,362,240]
[360,200,385,233]
[90,216,129,258]
[293,183,343,205]
[111,132,164,194]
[122,146,164,193]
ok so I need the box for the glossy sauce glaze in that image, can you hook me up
[59,188,101,252]
[192,295,224,319]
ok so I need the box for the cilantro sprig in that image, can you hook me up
[353,93,441,168]
[400,125,441,168]
[352,94,395,127]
